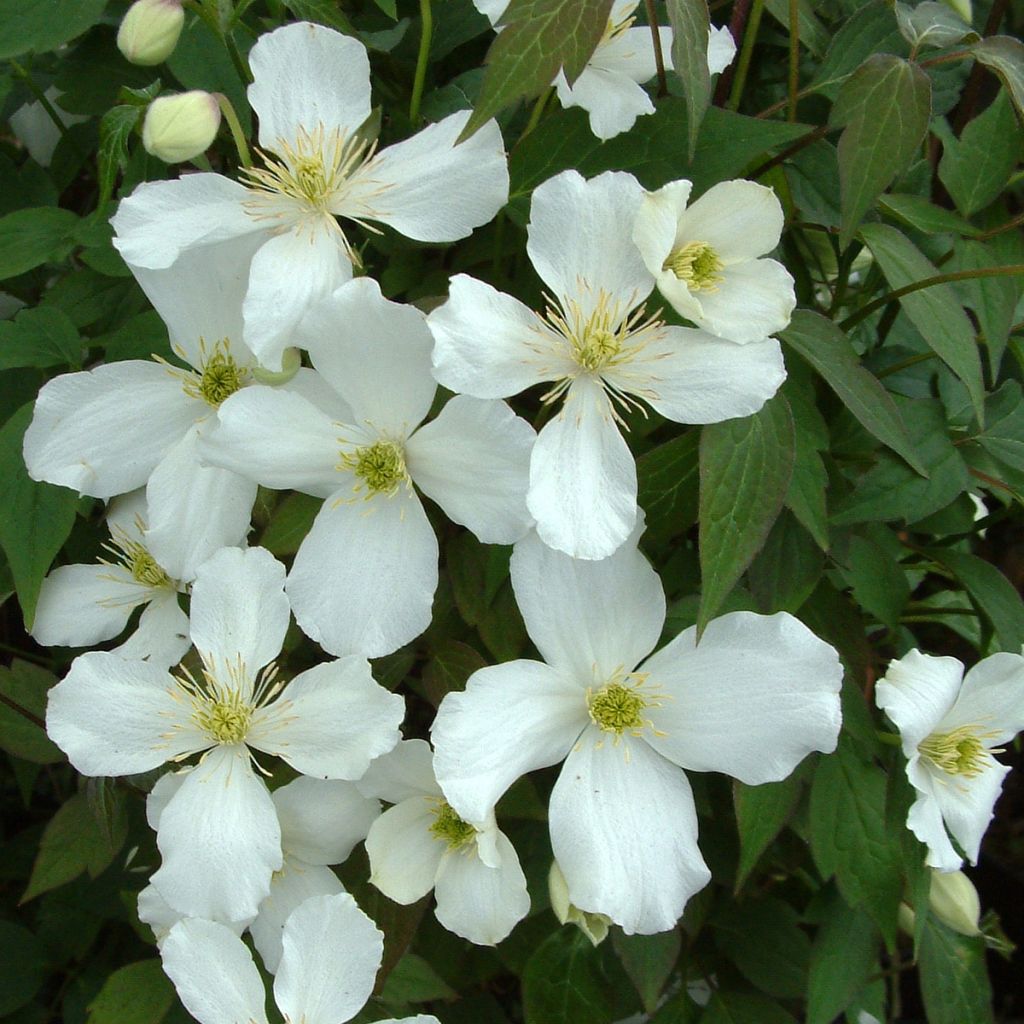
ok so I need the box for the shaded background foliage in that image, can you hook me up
[0,0,1023,1021]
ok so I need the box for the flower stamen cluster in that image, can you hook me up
[101,521,173,590]
[919,725,1000,779]
[338,437,410,498]
[662,240,724,292]
[586,669,664,739]
[428,799,477,851]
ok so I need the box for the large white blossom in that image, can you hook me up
[360,739,530,945]
[431,526,842,934]
[45,546,403,921]
[875,648,1024,871]
[202,277,535,658]
[111,20,510,370]
[160,892,438,1024]
[428,169,785,560]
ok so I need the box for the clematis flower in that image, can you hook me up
[633,179,796,343]
[428,169,785,560]
[473,0,735,139]
[45,546,403,922]
[202,276,535,658]
[875,648,1024,872]
[31,490,189,667]
[360,739,530,946]
[160,892,438,1024]
[111,20,510,370]
[431,526,842,934]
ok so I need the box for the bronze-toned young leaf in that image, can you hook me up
[971,36,1024,123]
[829,54,931,248]
[666,0,711,157]
[460,0,613,140]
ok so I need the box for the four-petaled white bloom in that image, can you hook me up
[160,892,439,1024]
[202,276,536,657]
[634,179,796,343]
[431,526,843,933]
[473,0,735,139]
[111,20,510,371]
[45,546,403,921]
[428,169,786,560]
[32,490,189,667]
[360,739,530,945]
[875,648,1024,872]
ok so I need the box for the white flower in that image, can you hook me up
[111,20,510,371]
[360,740,530,945]
[202,276,536,658]
[160,892,439,1024]
[633,179,796,344]
[875,648,1024,871]
[31,491,189,667]
[45,546,403,921]
[431,526,842,934]
[473,0,735,140]
[9,87,87,167]
[428,169,785,560]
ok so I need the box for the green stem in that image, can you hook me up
[0,689,45,730]
[920,48,972,67]
[787,0,799,121]
[749,123,829,178]
[409,0,433,124]
[216,93,251,167]
[643,0,669,98]
[975,211,1024,241]
[727,0,764,111]
[519,87,553,141]
[9,59,69,141]
[875,351,937,378]
[841,264,1024,331]
[185,0,252,84]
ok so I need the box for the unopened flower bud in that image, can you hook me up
[942,0,972,23]
[117,0,185,66]
[929,869,981,936]
[547,861,611,947]
[143,92,221,164]
[253,347,302,385]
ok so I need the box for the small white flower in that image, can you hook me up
[160,892,439,1024]
[431,526,842,934]
[45,546,403,921]
[875,648,1024,871]
[112,20,510,370]
[429,169,785,560]
[360,740,530,946]
[633,179,796,344]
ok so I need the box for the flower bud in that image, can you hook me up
[117,0,185,66]
[942,0,972,23]
[252,347,302,385]
[547,861,611,947]
[929,869,981,936]
[143,92,221,164]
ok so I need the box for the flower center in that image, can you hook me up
[194,694,253,744]
[586,670,664,737]
[919,726,991,778]
[599,3,637,48]
[663,241,724,292]
[429,800,477,851]
[125,541,171,588]
[340,438,409,498]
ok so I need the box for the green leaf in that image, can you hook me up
[0,921,47,1015]
[0,659,61,764]
[260,492,322,556]
[878,193,978,236]
[0,306,81,369]
[809,0,908,95]
[0,206,79,280]
[667,0,711,157]
[783,381,830,548]
[838,532,910,629]
[97,105,141,206]
[698,394,795,634]
[895,1,976,50]
[974,381,1024,475]
[781,310,926,475]
[422,640,488,705]
[830,55,931,247]
[0,0,108,59]
[636,429,700,543]
[805,895,879,1024]
[461,0,613,140]
[733,773,803,889]
[0,403,79,629]
[380,953,458,1004]
[612,931,681,1013]
[971,36,1024,123]
[859,223,985,419]
[748,512,824,613]
[918,918,995,1024]
[699,992,798,1024]
[86,959,175,1024]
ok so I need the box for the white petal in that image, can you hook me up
[151,745,283,920]
[687,259,796,344]
[931,759,1010,866]
[366,796,446,903]
[243,224,353,372]
[510,521,664,679]
[942,652,1024,745]
[633,181,694,293]
[406,396,535,543]
[160,918,268,1024]
[287,488,438,658]
[427,274,566,398]
[343,111,508,243]
[23,362,197,498]
[247,22,371,150]
[250,860,345,974]
[111,173,260,270]
[708,25,737,74]
[527,378,637,560]
[144,425,257,582]
[907,776,964,872]
[105,489,149,541]
[554,66,655,141]
[641,611,843,785]
[298,277,436,434]
[876,650,965,756]
[274,892,383,1024]
[434,829,530,945]
[146,768,186,830]
[45,651,201,775]
[249,657,404,779]
[550,732,711,934]
[113,590,191,667]
[188,546,289,675]
[357,738,441,803]
[274,776,380,864]
[592,26,663,81]
[526,170,653,314]
[137,883,182,945]
[31,563,138,649]
[282,366,353,421]
[471,0,506,23]
[676,180,785,262]
[431,660,585,824]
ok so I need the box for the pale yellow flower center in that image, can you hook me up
[338,438,409,498]
[429,800,477,851]
[663,240,724,292]
[586,670,665,737]
[919,726,993,778]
